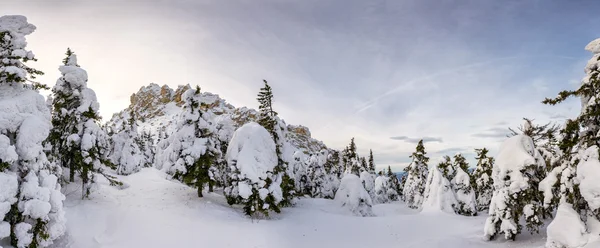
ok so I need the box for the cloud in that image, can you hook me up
[471,127,510,139]
[433,147,468,155]
[390,136,443,143]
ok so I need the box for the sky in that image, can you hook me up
[3,0,599,171]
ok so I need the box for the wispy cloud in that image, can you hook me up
[472,127,510,139]
[390,136,443,143]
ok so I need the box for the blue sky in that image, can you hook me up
[3,0,598,171]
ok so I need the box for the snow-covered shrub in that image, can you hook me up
[224,122,283,217]
[451,167,477,216]
[0,15,66,248]
[403,140,429,209]
[421,167,457,214]
[472,148,494,211]
[156,87,220,197]
[484,134,546,241]
[360,170,375,199]
[373,175,395,204]
[334,174,373,217]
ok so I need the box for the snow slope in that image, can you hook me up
[51,168,550,248]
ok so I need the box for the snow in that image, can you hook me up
[334,174,373,217]
[43,167,557,248]
[585,38,600,54]
[546,204,588,248]
[226,122,277,183]
[422,167,457,214]
[577,146,600,211]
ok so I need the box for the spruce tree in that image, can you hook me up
[46,48,119,198]
[158,86,219,197]
[402,140,429,209]
[360,157,368,172]
[386,166,401,201]
[437,155,454,181]
[368,149,375,172]
[0,15,66,248]
[257,80,295,206]
[109,110,145,175]
[451,153,477,216]
[539,39,600,247]
[472,148,494,211]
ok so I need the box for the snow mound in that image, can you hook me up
[334,174,374,217]
[226,122,277,184]
[422,168,457,214]
[577,146,600,211]
[546,203,588,248]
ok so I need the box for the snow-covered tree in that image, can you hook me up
[224,122,283,217]
[422,167,457,214]
[472,148,494,211]
[138,130,155,168]
[156,86,219,197]
[437,155,454,181]
[256,80,295,207]
[451,153,476,216]
[0,15,66,247]
[368,149,375,173]
[307,154,335,198]
[386,166,400,201]
[540,38,600,248]
[334,174,373,217]
[484,133,546,241]
[360,170,375,199]
[403,140,429,209]
[46,48,118,198]
[109,111,144,175]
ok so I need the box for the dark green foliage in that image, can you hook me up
[368,150,375,172]
[437,156,454,181]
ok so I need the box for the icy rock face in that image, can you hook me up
[335,174,374,217]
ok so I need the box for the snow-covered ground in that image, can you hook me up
[54,168,547,248]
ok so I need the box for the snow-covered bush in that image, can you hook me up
[224,122,283,217]
[421,167,457,214]
[374,175,398,204]
[156,87,220,197]
[0,15,66,248]
[484,134,546,241]
[451,167,477,216]
[334,174,373,217]
[360,170,375,199]
[403,140,429,209]
[472,148,494,211]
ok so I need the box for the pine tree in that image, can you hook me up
[46,48,119,198]
[0,15,66,248]
[360,157,368,172]
[539,39,600,247]
[109,110,145,175]
[402,140,429,209]
[472,148,494,211]
[257,80,295,207]
[451,153,477,216]
[484,121,546,241]
[368,149,375,172]
[437,155,454,181]
[158,86,219,197]
[386,166,401,201]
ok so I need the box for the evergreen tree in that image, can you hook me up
[539,39,600,247]
[157,86,219,197]
[368,149,375,172]
[0,15,66,247]
[257,80,295,207]
[109,110,145,175]
[437,155,454,181]
[402,140,429,209]
[451,153,477,216]
[472,148,494,211]
[386,166,401,201]
[46,48,119,198]
[399,165,410,201]
[360,157,368,173]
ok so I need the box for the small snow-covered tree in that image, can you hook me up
[360,170,375,199]
[451,153,476,216]
[422,166,457,214]
[437,155,454,181]
[0,15,66,248]
[334,174,373,217]
[257,80,295,207]
[109,111,144,175]
[156,86,219,197]
[307,154,334,198]
[484,133,546,241]
[386,166,400,201]
[403,140,429,209]
[224,122,283,217]
[472,148,494,211]
[138,130,155,168]
[368,149,375,173]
